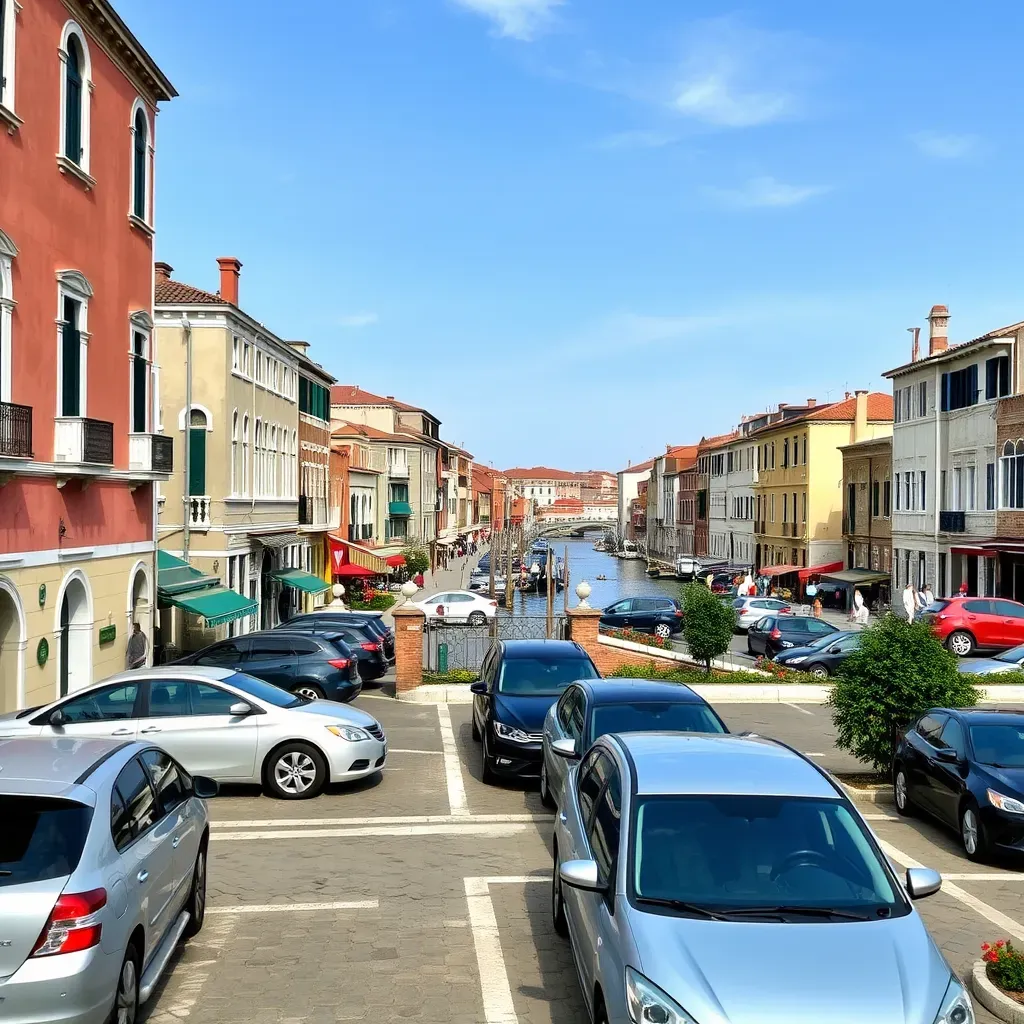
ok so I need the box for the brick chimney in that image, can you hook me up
[216,257,242,306]
[154,261,173,283]
[806,398,817,407]
[854,389,869,440]
[928,305,949,356]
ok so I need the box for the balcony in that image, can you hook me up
[298,495,330,529]
[388,461,410,479]
[128,433,173,475]
[54,417,113,465]
[0,401,32,459]
[348,523,375,543]
[186,495,212,531]
[940,510,966,533]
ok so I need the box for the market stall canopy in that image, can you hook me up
[157,550,219,599]
[385,555,406,567]
[269,568,331,595]
[165,586,257,627]
[335,563,376,578]
[822,568,891,586]
[798,560,845,581]
[328,535,389,575]
[760,564,800,577]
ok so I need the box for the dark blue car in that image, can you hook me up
[470,639,599,784]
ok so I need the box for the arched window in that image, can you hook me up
[188,409,207,496]
[242,414,250,496]
[254,420,262,496]
[1000,440,1024,510]
[60,25,91,172]
[231,410,239,496]
[131,103,149,221]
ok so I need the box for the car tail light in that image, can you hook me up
[770,627,782,640]
[674,609,683,617]
[328,657,351,670]
[360,642,378,652]
[489,601,497,607]
[32,888,107,957]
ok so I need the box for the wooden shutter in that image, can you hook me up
[188,427,206,496]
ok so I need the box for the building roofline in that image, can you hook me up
[90,0,177,101]
[884,324,1024,378]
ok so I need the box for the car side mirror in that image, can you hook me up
[469,682,488,696]
[192,775,219,799]
[905,867,941,900]
[935,748,959,764]
[560,859,605,893]
[827,646,841,655]
[552,737,579,760]
[229,701,253,717]
[48,709,66,728]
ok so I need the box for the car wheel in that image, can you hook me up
[481,739,497,785]
[295,683,325,700]
[893,766,914,817]
[265,743,327,800]
[809,664,829,679]
[551,849,568,938]
[468,611,486,627]
[947,630,975,658]
[184,843,207,937]
[540,760,555,809]
[109,943,139,1024]
[961,801,989,862]
[654,622,672,639]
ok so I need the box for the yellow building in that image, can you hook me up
[753,391,894,582]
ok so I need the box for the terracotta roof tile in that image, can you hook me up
[885,321,1024,377]
[617,457,657,475]
[155,279,223,305]
[330,385,427,415]
[504,466,582,481]
[330,420,407,443]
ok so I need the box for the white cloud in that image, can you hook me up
[449,0,563,41]
[595,129,676,151]
[704,176,831,209]
[337,312,379,328]
[912,131,979,160]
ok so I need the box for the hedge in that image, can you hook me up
[605,662,822,686]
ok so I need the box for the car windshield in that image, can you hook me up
[632,794,904,919]
[590,702,725,744]
[226,671,307,708]
[497,657,598,696]
[970,724,1024,767]
[807,632,847,650]
[0,797,93,887]
[995,645,1024,665]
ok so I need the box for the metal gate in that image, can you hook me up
[424,615,568,672]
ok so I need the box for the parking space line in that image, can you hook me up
[437,703,469,816]
[212,813,548,828]
[782,703,815,716]
[879,839,1024,941]
[208,900,378,915]
[389,748,444,754]
[465,876,548,1024]
[213,823,533,841]
[942,874,1024,881]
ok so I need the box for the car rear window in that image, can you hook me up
[0,797,93,886]
[924,601,949,613]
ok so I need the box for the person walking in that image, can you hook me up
[922,582,934,608]
[959,579,969,597]
[813,595,823,618]
[853,588,870,626]
[902,582,917,623]
[125,621,148,670]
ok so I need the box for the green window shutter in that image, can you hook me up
[65,43,82,163]
[188,428,206,495]
[133,110,147,218]
[132,334,147,432]
[61,303,80,417]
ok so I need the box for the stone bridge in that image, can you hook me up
[534,518,616,538]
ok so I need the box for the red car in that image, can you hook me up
[923,596,1024,656]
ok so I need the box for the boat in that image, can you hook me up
[596,574,607,581]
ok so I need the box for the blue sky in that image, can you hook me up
[121,0,1024,472]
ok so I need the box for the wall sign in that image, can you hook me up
[98,624,117,645]
[36,638,49,667]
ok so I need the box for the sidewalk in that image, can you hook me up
[379,545,487,628]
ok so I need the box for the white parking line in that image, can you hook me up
[879,838,1024,941]
[389,748,445,754]
[943,874,1024,881]
[148,912,235,1019]
[212,813,548,828]
[213,823,533,841]
[208,900,378,915]
[783,703,815,716]
[437,703,469,816]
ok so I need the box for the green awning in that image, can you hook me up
[167,586,258,627]
[269,569,331,595]
[389,501,413,516]
[822,568,891,586]
[157,550,219,599]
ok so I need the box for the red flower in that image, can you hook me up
[983,943,991,951]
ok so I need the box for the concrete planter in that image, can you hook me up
[972,960,1024,1024]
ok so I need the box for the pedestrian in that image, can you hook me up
[853,588,869,626]
[414,571,424,589]
[922,582,934,608]
[813,595,823,618]
[125,621,148,670]
[959,579,969,597]
[902,582,917,623]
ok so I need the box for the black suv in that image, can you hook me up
[174,630,360,702]
[470,639,598,784]
[746,615,839,658]
[599,597,683,638]
[281,617,387,681]
[286,611,395,662]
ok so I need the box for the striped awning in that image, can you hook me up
[328,536,390,575]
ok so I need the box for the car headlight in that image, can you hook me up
[933,975,974,1024]
[783,655,807,665]
[626,968,697,1024]
[326,725,370,742]
[988,788,1024,814]
[494,721,533,744]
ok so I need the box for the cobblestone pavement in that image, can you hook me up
[143,697,1017,1023]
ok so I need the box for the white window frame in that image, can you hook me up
[241,413,249,496]
[58,21,92,177]
[55,269,92,418]
[0,0,19,120]
[231,409,239,496]
[128,98,152,227]
[127,310,153,434]
[254,418,262,495]
[0,228,16,403]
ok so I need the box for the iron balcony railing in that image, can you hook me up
[940,510,966,533]
[152,435,173,473]
[83,418,114,464]
[0,401,32,458]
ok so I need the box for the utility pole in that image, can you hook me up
[489,529,497,600]
[504,527,515,611]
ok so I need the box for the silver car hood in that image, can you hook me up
[285,699,378,728]
[627,909,949,1024]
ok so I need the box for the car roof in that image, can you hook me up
[577,679,704,704]
[0,736,136,802]
[777,616,832,628]
[500,639,587,659]
[611,733,839,798]
[100,665,239,686]
[936,707,1024,725]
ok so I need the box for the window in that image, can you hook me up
[883,479,891,517]
[904,472,912,511]
[986,356,1010,400]
[952,467,962,511]
[769,493,775,522]
[192,641,245,669]
[588,767,621,884]
[231,410,239,496]
[871,480,880,518]
[770,441,775,469]
[967,465,976,511]
[910,472,917,511]
[782,438,789,468]
[576,750,610,826]
[782,493,788,523]
[242,342,251,376]
[0,0,16,116]
[0,229,15,404]
[241,414,250,496]
[141,749,188,814]
[130,326,149,433]
[1001,441,1024,510]
[187,408,208,496]
[146,679,191,715]
[256,350,263,383]
[232,337,240,371]
[60,25,91,172]
[112,757,159,850]
[918,380,928,417]
[894,475,900,511]
[57,683,138,723]
[130,103,149,221]
[190,683,241,716]
[254,420,262,495]
[919,470,927,511]
[57,272,92,419]
[941,364,979,412]
[987,462,996,510]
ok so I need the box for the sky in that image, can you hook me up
[120,0,1024,472]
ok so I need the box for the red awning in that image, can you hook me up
[761,564,800,577]
[385,554,406,567]
[951,546,997,558]
[798,560,844,581]
[334,563,377,578]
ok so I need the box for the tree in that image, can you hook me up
[829,614,979,773]
[401,546,430,577]
[681,582,735,673]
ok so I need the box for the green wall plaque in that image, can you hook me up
[36,638,49,667]
[38,583,46,607]
[99,624,117,645]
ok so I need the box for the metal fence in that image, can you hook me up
[424,615,568,672]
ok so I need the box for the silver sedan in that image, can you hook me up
[0,667,387,800]
[734,596,792,631]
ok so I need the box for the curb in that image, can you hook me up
[840,783,895,806]
[972,960,1024,1024]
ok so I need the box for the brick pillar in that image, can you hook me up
[566,607,603,662]
[392,604,426,696]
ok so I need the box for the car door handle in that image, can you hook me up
[559,812,567,823]
[137,870,149,883]
[172,836,181,849]
[111,728,132,736]
[140,726,162,734]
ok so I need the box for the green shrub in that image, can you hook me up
[829,614,979,772]
[984,941,1024,992]
[423,669,479,685]
[959,669,1024,686]
[681,582,735,672]
[401,547,430,577]
[605,663,821,686]
[350,593,397,611]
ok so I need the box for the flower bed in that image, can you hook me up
[423,669,478,685]
[606,662,821,686]
[350,590,397,612]
[985,941,1024,1001]
[606,628,671,650]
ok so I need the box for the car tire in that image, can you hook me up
[654,622,672,639]
[809,664,829,678]
[960,801,989,862]
[947,630,975,658]
[468,611,486,627]
[295,683,325,700]
[109,942,140,1024]
[481,739,497,785]
[264,742,328,800]
[893,766,914,817]
[540,760,555,809]
[184,841,207,938]
[551,848,568,938]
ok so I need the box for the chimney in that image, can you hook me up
[909,326,921,362]
[928,305,949,356]
[216,257,242,306]
[666,443,672,453]
[154,261,173,283]
[806,398,817,407]
[854,389,869,440]
[287,340,310,355]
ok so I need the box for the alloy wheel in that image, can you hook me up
[810,665,828,678]
[949,632,973,657]
[655,623,671,639]
[116,956,138,1024]
[962,808,979,855]
[296,686,322,700]
[274,751,318,795]
[895,771,908,811]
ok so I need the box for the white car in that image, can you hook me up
[0,666,387,800]
[734,596,791,632]
[411,589,498,625]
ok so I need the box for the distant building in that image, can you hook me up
[505,467,582,506]
[840,436,893,576]
[617,458,655,544]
